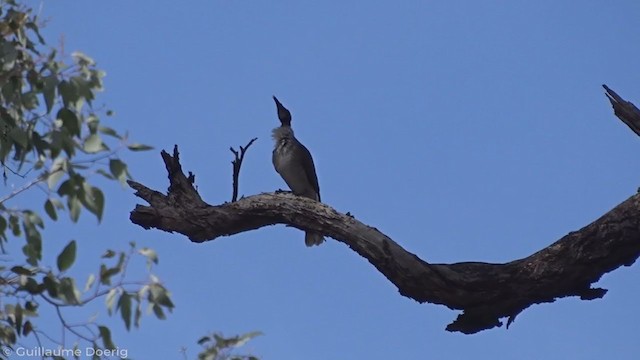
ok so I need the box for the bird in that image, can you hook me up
[271,96,324,246]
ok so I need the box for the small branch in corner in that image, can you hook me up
[603,84,640,137]
[230,137,258,202]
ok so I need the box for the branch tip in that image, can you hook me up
[230,137,258,202]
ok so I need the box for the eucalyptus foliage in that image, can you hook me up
[0,1,172,357]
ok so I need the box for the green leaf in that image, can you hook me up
[21,277,42,294]
[10,266,34,275]
[72,51,96,66]
[44,199,58,220]
[9,215,21,236]
[233,331,263,348]
[32,131,48,157]
[0,324,17,346]
[0,216,7,239]
[57,240,77,272]
[25,20,45,44]
[149,283,174,309]
[86,114,99,134]
[47,169,65,190]
[127,143,154,151]
[43,275,59,298]
[0,133,12,162]
[105,288,118,315]
[58,79,80,109]
[90,345,100,360]
[24,211,44,229]
[109,159,129,186]
[27,69,41,89]
[42,75,58,114]
[71,76,94,105]
[50,198,64,209]
[101,249,116,259]
[0,215,7,240]
[96,168,115,180]
[80,184,104,221]
[21,91,39,109]
[22,321,33,337]
[134,301,142,328]
[25,301,38,312]
[57,176,79,197]
[48,157,67,190]
[9,127,28,148]
[14,304,23,336]
[22,215,43,266]
[98,325,116,350]
[137,284,149,299]
[117,293,132,331]
[84,273,95,292]
[99,264,120,286]
[47,128,74,158]
[68,195,81,222]
[197,336,211,345]
[61,131,76,157]
[49,131,63,159]
[89,69,105,91]
[72,163,90,170]
[59,277,80,304]
[139,247,158,266]
[99,126,122,139]
[57,108,80,137]
[151,304,166,320]
[83,134,103,153]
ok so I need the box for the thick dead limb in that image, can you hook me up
[129,87,640,334]
[128,148,640,334]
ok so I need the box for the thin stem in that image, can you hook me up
[0,171,54,205]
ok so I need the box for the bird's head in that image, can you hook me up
[273,96,292,127]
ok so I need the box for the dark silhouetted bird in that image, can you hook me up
[271,96,324,246]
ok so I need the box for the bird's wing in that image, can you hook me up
[296,142,321,202]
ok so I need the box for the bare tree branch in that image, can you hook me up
[229,138,257,202]
[603,84,640,136]
[128,87,640,334]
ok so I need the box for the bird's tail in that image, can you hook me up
[305,232,324,247]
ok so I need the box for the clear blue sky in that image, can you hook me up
[13,1,640,359]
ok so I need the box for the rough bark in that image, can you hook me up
[129,86,640,334]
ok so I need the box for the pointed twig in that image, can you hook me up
[229,138,257,202]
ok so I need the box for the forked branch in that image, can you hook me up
[230,137,257,202]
